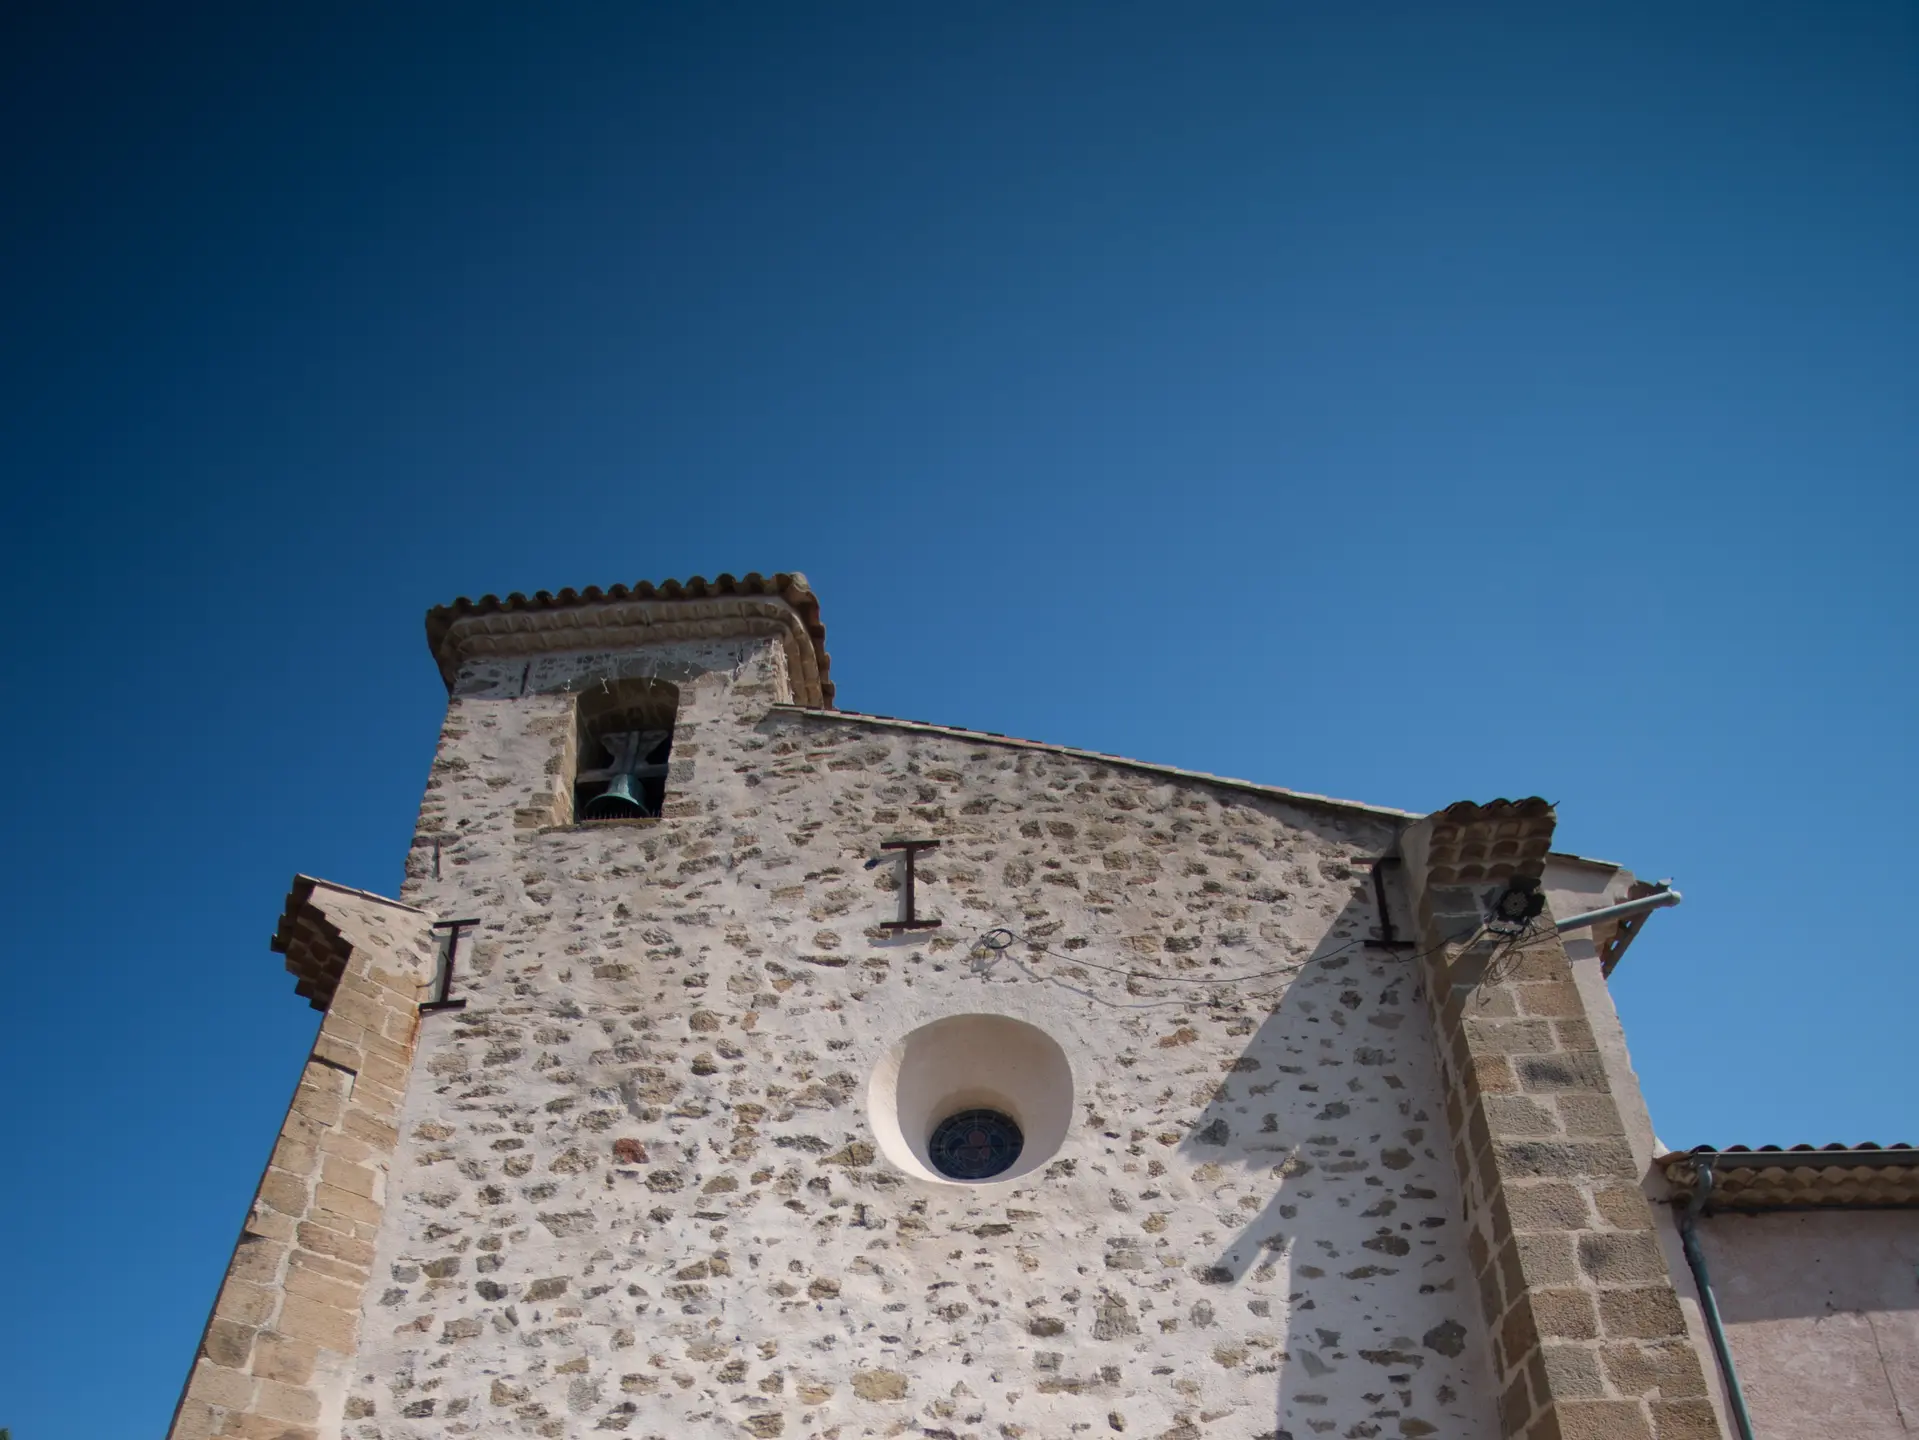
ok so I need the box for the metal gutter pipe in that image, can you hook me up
[1677,1158,1760,1440]
[1554,888,1683,933]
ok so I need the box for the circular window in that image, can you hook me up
[929,1108,1024,1180]
[867,1013,1073,1186]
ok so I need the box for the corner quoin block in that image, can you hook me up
[1396,801,1723,1440]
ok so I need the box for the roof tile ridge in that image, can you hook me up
[769,704,1419,820]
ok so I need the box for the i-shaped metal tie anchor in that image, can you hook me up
[875,839,942,932]
[421,918,481,1013]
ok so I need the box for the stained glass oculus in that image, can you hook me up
[928,1108,1024,1180]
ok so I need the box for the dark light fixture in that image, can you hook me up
[1489,876,1545,928]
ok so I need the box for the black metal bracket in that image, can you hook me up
[1598,881,1672,977]
[875,839,942,932]
[1364,857,1417,950]
[420,918,481,1013]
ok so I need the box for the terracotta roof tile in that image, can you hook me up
[1422,796,1556,884]
[1659,1144,1919,1211]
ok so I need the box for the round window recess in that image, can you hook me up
[868,1014,1073,1186]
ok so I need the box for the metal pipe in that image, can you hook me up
[1677,1159,1759,1440]
[1554,888,1683,933]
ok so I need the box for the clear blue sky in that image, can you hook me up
[2,4,1914,1434]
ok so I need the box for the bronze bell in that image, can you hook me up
[584,773,652,820]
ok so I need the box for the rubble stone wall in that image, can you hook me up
[338,637,1501,1439]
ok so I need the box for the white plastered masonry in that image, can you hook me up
[325,632,1500,1440]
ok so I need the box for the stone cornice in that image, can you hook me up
[272,876,430,1011]
[425,572,833,706]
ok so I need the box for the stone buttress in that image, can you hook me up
[167,879,441,1439]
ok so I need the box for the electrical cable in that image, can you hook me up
[968,868,1568,1014]
[976,925,1372,986]
[1474,914,1557,1001]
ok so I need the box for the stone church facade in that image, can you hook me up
[166,574,1741,1440]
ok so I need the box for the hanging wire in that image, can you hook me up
[967,869,1572,1017]
[972,940,1194,1011]
[1474,914,1557,1001]
[975,925,1366,986]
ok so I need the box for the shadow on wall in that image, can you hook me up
[1177,896,1496,1440]
[1695,1211,1919,1439]
[1697,1210,1919,1322]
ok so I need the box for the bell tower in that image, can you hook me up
[405,572,831,845]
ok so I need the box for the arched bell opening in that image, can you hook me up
[572,677,680,822]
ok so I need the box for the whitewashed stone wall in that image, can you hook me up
[353,638,1499,1440]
